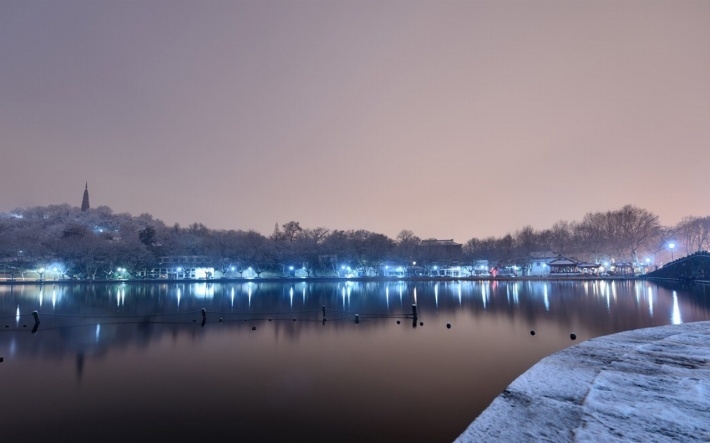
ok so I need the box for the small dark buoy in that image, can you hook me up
[419,322,423,326]
[251,326,256,331]
[268,318,272,321]
[446,323,451,329]
[23,324,27,328]
[396,320,400,324]
[293,318,296,322]
[0,357,3,363]
[192,319,196,323]
[4,325,8,328]
[219,318,223,322]
[570,333,577,340]
[530,330,536,336]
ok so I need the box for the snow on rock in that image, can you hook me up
[456,321,710,443]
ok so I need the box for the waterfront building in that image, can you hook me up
[548,255,582,275]
[156,256,215,279]
[527,252,557,276]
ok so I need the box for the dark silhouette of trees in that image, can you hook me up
[0,203,704,278]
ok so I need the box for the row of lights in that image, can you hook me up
[28,242,682,280]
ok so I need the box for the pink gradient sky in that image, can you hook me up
[1,1,709,242]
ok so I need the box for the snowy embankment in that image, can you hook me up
[456,321,710,442]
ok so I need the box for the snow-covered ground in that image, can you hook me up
[456,321,710,442]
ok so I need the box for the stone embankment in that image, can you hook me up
[456,321,710,442]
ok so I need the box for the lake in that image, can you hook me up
[1,279,709,442]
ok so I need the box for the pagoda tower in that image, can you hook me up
[81,182,90,212]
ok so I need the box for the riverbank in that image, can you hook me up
[0,275,638,285]
[456,321,710,442]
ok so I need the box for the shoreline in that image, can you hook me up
[456,321,710,442]
[0,275,640,286]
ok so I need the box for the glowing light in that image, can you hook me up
[16,305,20,324]
[543,284,549,311]
[672,291,682,325]
[96,324,101,341]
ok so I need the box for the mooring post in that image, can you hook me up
[411,304,418,320]
[32,311,40,325]
[355,314,360,324]
[322,305,326,321]
[201,308,206,320]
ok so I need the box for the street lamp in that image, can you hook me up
[668,242,676,261]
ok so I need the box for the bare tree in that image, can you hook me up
[674,216,710,254]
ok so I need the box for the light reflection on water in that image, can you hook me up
[1,280,709,442]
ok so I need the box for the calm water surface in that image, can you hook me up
[1,280,709,442]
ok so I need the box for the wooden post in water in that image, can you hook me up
[355,314,360,324]
[322,305,326,321]
[411,304,418,320]
[31,311,40,333]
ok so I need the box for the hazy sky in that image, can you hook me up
[2,0,709,242]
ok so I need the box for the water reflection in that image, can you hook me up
[0,280,709,442]
[672,291,682,325]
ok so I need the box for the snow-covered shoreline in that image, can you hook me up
[456,321,710,442]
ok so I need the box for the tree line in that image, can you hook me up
[0,203,708,279]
